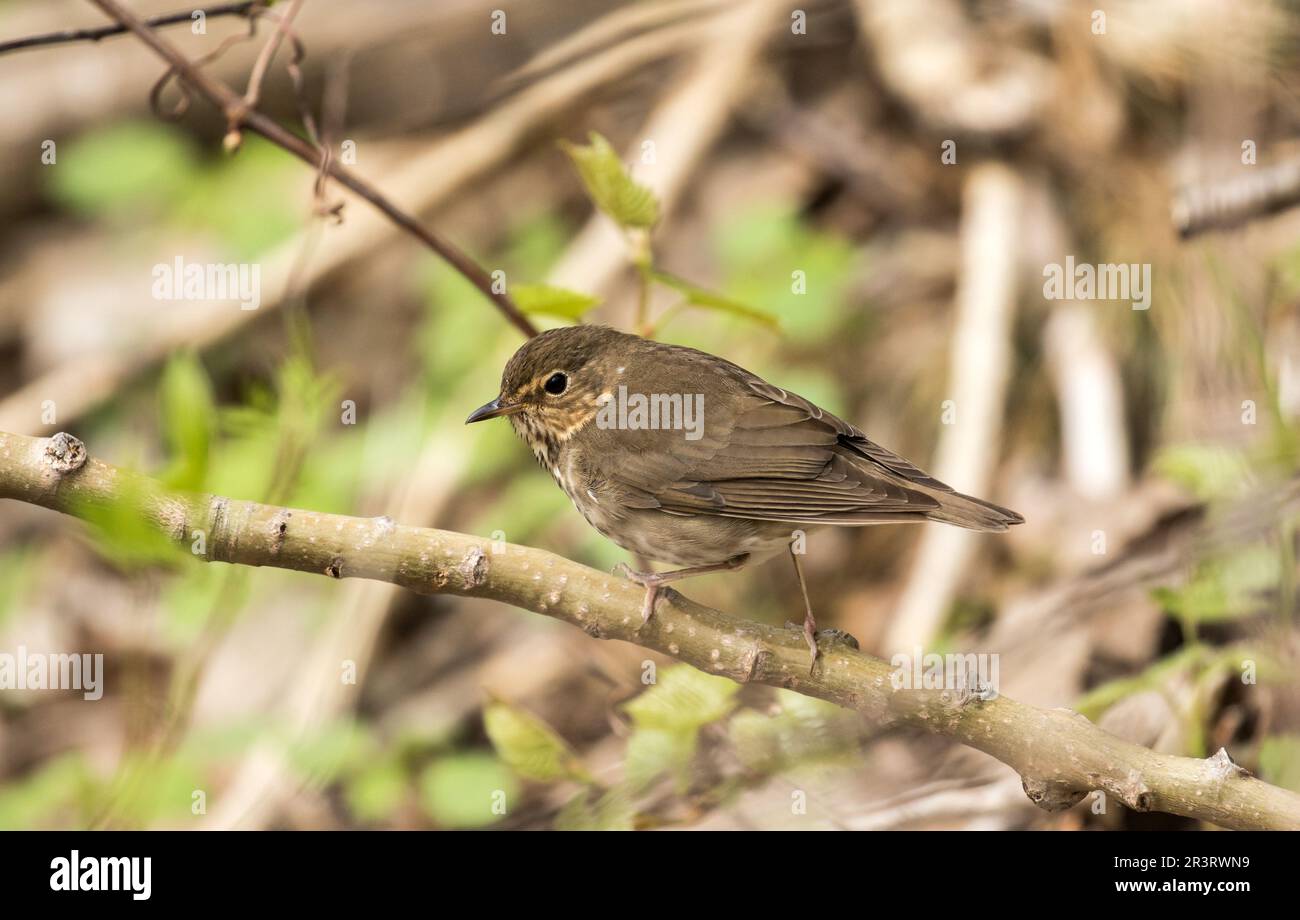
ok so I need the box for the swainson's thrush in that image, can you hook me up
[467,325,1022,666]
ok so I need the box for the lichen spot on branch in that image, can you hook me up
[459,545,488,588]
[44,432,87,474]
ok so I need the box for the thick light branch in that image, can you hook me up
[3,430,1298,831]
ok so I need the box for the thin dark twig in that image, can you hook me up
[84,0,538,338]
[285,33,318,143]
[0,1,263,55]
[242,0,303,112]
[309,53,353,222]
[148,14,262,122]
[149,63,192,121]
[280,27,342,219]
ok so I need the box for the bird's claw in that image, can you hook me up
[614,563,663,626]
[639,584,661,625]
[783,622,858,674]
[804,631,820,675]
[784,620,819,672]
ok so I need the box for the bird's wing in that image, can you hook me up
[603,375,950,525]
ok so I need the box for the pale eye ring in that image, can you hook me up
[543,372,568,395]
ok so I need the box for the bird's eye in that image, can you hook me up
[543,372,568,395]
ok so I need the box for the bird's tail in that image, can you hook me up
[921,489,1025,533]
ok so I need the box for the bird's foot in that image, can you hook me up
[784,622,860,674]
[614,555,748,627]
[815,627,860,651]
[802,620,820,674]
[783,618,820,673]
[614,563,667,625]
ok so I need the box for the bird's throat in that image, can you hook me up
[511,413,564,479]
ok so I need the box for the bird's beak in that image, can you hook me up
[465,396,522,424]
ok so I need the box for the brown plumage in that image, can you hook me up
[467,325,1022,666]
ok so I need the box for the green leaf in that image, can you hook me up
[98,751,205,827]
[619,666,740,792]
[622,665,740,732]
[158,352,216,491]
[1154,444,1253,501]
[174,135,300,258]
[1073,645,1210,720]
[203,353,339,502]
[285,720,373,784]
[714,203,857,343]
[345,759,409,823]
[46,122,198,218]
[625,727,697,791]
[510,283,600,320]
[418,753,518,829]
[75,475,186,571]
[650,270,780,329]
[465,472,573,540]
[160,564,234,640]
[1259,735,1300,792]
[1152,545,1280,625]
[418,257,506,387]
[484,699,592,783]
[559,132,659,230]
[0,547,41,628]
[554,787,636,831]
[503,213,571,277]
[0,754,96,830]
[729,689,858,774]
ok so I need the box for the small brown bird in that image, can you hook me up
[467,325,1022,666]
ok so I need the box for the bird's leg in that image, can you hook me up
[615,555,748,625]
[789,543,819,672]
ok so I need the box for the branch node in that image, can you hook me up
[954,677,998,707]
[1208,747,1251,781]
[206,496,232,560]
[1021,776,1087,812]
[325,557,343,579]
[1119,770,1154,812]
[459,546,489,588]
[43,433,87,474]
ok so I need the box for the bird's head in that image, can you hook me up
[465,325,631,447]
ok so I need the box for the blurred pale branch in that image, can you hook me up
[1174,159,1300,237]
[52,0,540,338]
[3,430,1298,832]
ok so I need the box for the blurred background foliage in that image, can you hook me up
[0,0,1298,829]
